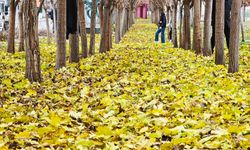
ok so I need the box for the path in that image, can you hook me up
[0,20,249,149]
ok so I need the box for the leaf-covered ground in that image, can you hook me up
[0,20,249,149]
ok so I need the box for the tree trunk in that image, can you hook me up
[99,0,104,35]
[7,0,16,53]
[44,7,51,45]
[179,4,183,48]
[18,1,25,52]
[78,0,88,58]
[121,8,128,38]
[240,9,245,42]
[183,0,191,50]
[69,33,79,63]
[24,0,41,82]
[172,3,178,47]
[243,5,246,22]
[99,0,110,53]
[193,0,202,54]
[89,0,97,55]
[215,0,225,65]
[228,0,241,73]
[56,0,67,69]
[108,11,112,50]
[203,0,213,56]
[115,8,121,43]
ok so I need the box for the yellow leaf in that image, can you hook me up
[96,126,113,136]
[2,79,11,88]
[15,131,30,139]
[26,89,37,96]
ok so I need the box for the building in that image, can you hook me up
[136,0,149,19]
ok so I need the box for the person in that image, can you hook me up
[155,12,167,43]
[211,0,232,53]
[66,0,78,39]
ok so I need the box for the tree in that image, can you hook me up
[193,0,202,54]
[203,0,213,56]
[228,0,241,73]
[78,0,88,58]
[56,0,67,69]
[215,0,225,65]
[18,0,25,52]
[24,0,41,82]
[172,0,178,47]
[69,34,79,63]
[67,0,79,63]
[115,4,122,44]
[99,0,111,53]
[89,0,97,55]
[179,3,183,48]
[99,0,104,35]
[183,0,191,50]
[7,0,19,53]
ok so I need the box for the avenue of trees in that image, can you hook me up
[4,0,247,82]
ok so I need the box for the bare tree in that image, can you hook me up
[215,0,225,65]
[203,0,213,56]
[7,0,20,53]
[228,0,241,73]
[55,0,66,69]
[24,0,41,82]
[89,0,97,55]
[18,0,25,52]
[78,0,88,58]
[193,0,202,54]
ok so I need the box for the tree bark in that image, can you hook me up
[7,0,16,53]
[183,0,191,50]
[172,3,178,47]
[121,8,127,38]
[24,0,41,82]
[108,11,112,50]
[215,0,225,65]
[78,0,88,58]
[115,8,121,43]
[89,0,97,55]
[228,0,241,73]
[243,5,246,22]
[193,0,202,54]
[240,9,245,42]
[179,4,183,48]
[18,1,25,52]
[56,0,67,69]
[99,0,104,35]
[99,0,110,53]
[203,0,213,56]
[69,33,79,63]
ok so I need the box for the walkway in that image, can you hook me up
[0,20,249,149]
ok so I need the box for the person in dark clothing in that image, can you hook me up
[211,0,232,53]
[66,0,78,39]
[155,12,167,43]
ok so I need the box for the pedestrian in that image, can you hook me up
[155,11,167,43]
[211,0,232,53]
